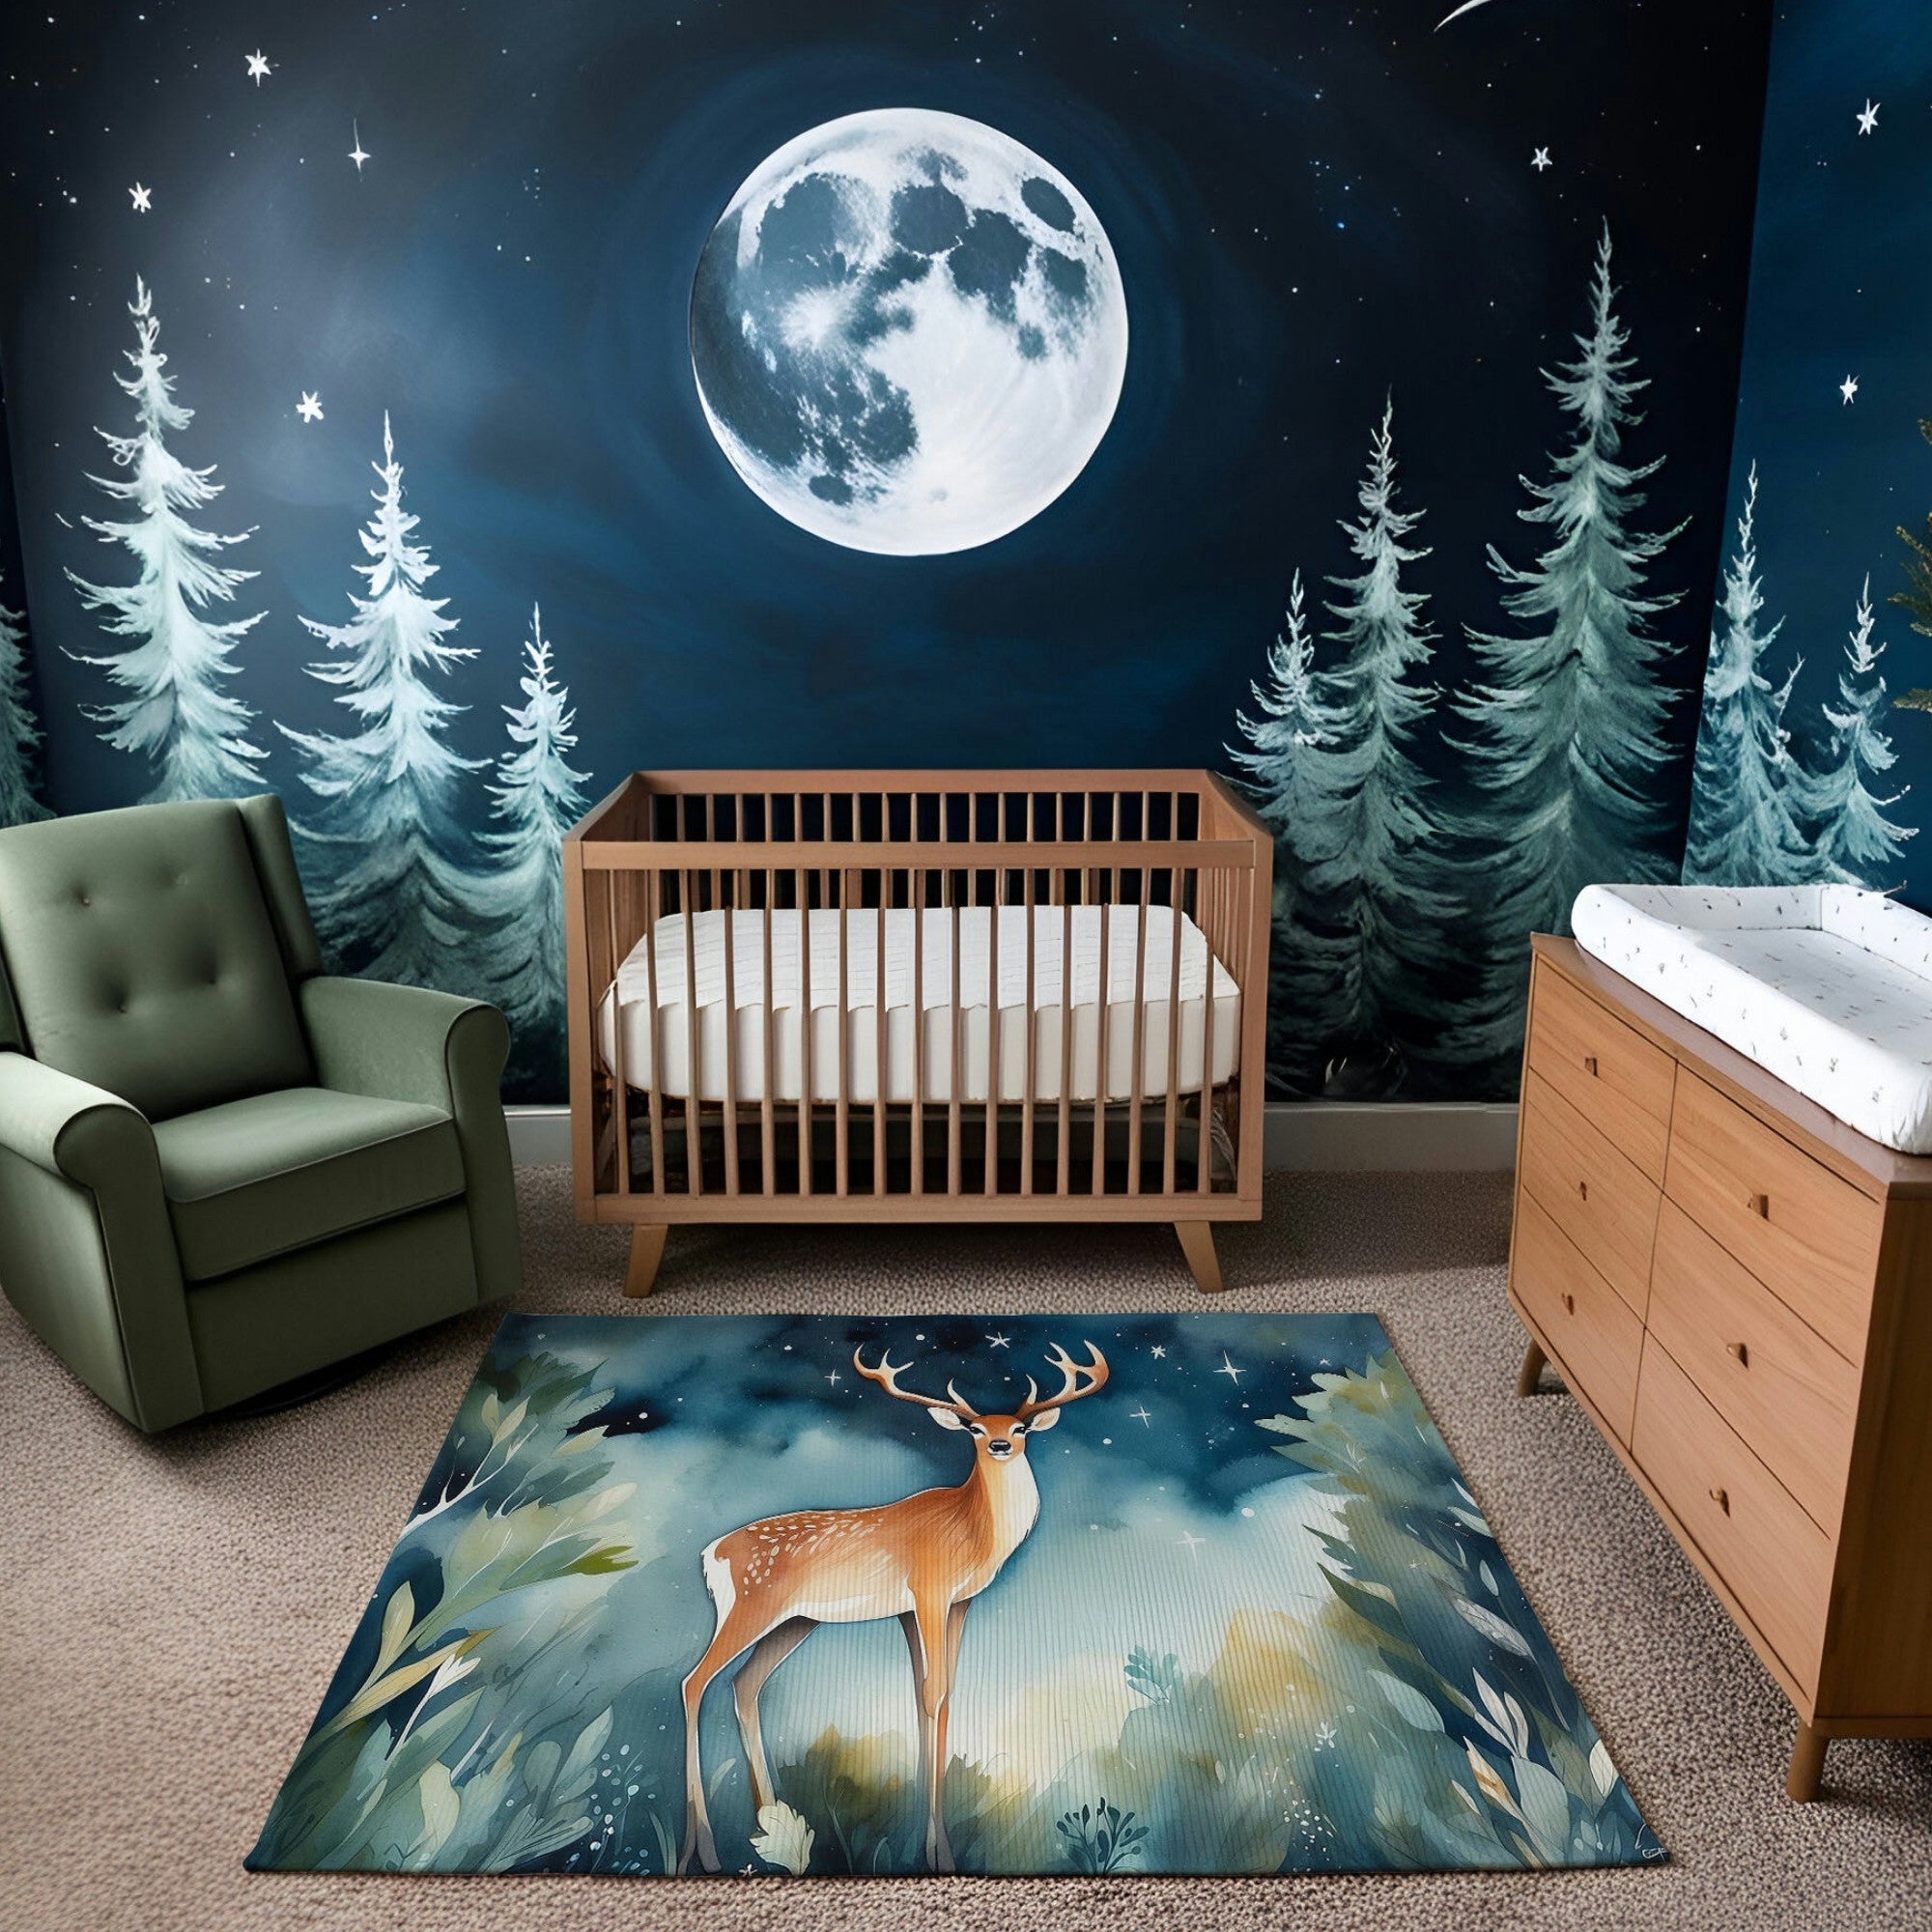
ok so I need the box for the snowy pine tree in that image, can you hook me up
[282,412,489,988]
[1450,224,1684,1065]
[1227,571,1349,1087]
[1791,578,1915,888]
[474,606,590,1082]
[0,570,53,827]
[1681,465,1813,887]
[1291,400,1462,1091]
[65,277,268,802]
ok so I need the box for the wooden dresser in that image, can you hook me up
[1509,936,1932,1800]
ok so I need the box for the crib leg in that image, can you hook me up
[624,1225,668,1299]
[1175,1223,1225,1294]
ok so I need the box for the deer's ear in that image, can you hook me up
[927,1406,968,1431]
[1026,1406,1062,1433]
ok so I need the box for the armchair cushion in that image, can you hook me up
[153,1087,466,1282]
[0,801,313,1121]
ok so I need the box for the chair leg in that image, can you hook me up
[625,1225,668,1299]
[1786,1723,1828,1803]
[1175,1222,1225,1294]
[1516,1339,1548,1398]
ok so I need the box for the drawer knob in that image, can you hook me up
[1709,1486,1730,1515]
[1748,1192,1770,1218]
[1577,1179,1590,1202]
[1583,1055,1599,1077]
[1563,1293,1576,1316]
[1726,1340,1749,1369]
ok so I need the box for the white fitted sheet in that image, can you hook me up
[1572,882,1932,1153]
[596,904,1241,1105]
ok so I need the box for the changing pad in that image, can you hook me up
[1571,883,1932,1154]
[596,903,1242,1106]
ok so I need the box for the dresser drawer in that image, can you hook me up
[1526,962,1677,1183]
[1633,1339,1834,1694]
[1648,1200,1860,1531]
[1519,1068,1660,1317]
[1663,1070,1879,1364]
[1511,1190,1644,1441]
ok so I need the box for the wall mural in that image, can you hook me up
[0,1,1773,1103]
[1682,3,1932,906]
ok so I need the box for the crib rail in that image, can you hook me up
[563,771,1270,1234]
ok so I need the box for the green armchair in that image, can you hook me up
[0,794,522,1431]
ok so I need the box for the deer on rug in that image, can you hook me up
[677,1339,1110,1874]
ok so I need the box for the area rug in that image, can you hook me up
[247,1311,1661,1878]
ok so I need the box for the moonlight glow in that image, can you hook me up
[689,108,1129,555]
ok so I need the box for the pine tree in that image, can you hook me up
[474,606,591,1082]
[1227,572,1350,1089]
[282,412,489,987]
[1681,465,1813,886]
[0,569,53,827]
[1791,578,1915,888]
[1449,224,1684,1065]
[65,277,268,802]
[1295,399,1462,1087]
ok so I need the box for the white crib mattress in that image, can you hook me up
[1572,883,1932,1154]
[596,904,1241,1105]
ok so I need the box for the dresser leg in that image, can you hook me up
[624,1225,668,1298]
[1515,1339,1548,1397]
[1786,1724,1828,1802]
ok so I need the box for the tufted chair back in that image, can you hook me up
[0,796,324,1122]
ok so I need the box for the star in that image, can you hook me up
[1857,99,1880,136]
[1130,1405,1152,1427]
[1213,1351,1245,1386]
[824,1369,841,1388]
[245,49,271,84]
[1149,1345,1167,1359]
[349,120,371,172]
[985,1332,1011,1349]
[128,183,152,213]
[1177,1530,1207,1558]
[297,390,324,423]
[1531,147,1552,173]
[1840,374,1860,406]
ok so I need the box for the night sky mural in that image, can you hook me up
[0,1,1775,1100]
[1684,3,1932,903]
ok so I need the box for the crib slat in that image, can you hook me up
[721,880,741,1197]
[760,890,776,1197]
[948,867,963,1197]
[873,877,888,1196]
[912,858,926,1195]
[1093,876,1112,1197]
[1198,865,1217,1199]
[1127,881,1149,1196]
[797,862,813,1198]
[836,886,851,1198]
[605,877,633,1201]
[984,865,1001,1198]
[1021,819,1037,1195]
[680,869,703,1198]
[1057,891,1073,1198]
[1163,866,1184,1196]
[641,870,667,1197]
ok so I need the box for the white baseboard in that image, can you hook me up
[505,1101,1520,1174]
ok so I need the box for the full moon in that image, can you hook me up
[689,108,1129,555]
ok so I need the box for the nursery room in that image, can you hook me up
[5,0,1932,1926]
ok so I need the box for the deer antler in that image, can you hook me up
[1015,1342,1109,1418]
[853,1348,980,1418]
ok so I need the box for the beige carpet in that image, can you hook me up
[3,1169,1930,1932]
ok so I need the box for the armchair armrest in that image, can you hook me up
[298,978,522,1304]
[0,1051,200,1431]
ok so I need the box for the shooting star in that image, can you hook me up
[1437,0,1499,26]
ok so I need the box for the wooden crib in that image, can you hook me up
[562,770,1271,1294]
